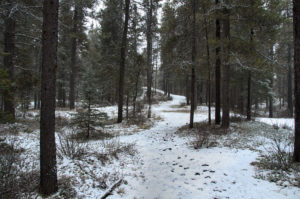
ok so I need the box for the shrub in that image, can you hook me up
[71,108,108,139]
[57,131,87,160]
[0,139,38,198]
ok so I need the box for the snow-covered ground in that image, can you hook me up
[1,91,299,199]
[112,93,299,199]
[255,117,294,130]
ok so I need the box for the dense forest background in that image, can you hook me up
[0,0,294,123]
[1,0,300,197]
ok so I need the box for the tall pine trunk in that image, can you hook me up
[40,0,59,195]
[269,46,274,118]
[215,0,221,125]
[221,1,230,128]
[146,0,153,118]
[3,13,16,119]
[247,25,255,121]
[293,0,300,162]
[204,18,211,125]
[117,0,130,123]
[269,77,273,118]
[189,0,196,128]
[288,43,293,117]
[247,71,251,120]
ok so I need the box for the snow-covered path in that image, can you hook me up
[113,93,300,199]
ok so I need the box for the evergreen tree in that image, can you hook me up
[40,0,59,195]
[71,66,108,139]
[293,0,300,162]
[117,0,131,123]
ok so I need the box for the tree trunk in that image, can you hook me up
[288,43,293,117]
[293,0,300,162]
[189,0,196,128]
[239,77,244,114]
[186,74,190,105]
[269,76,273,118]
[40,0,59,195]
[247,71,251,120]
[247,24,255,120]
[87,96,91,138]
[269,46,274,118]
[221,1,230,128]
[133,70,140,117]
[3,14,16,119]
[215,0,221,125]
[146,0,153,118]
[117,0,130,123]
[126,94,129,120]
[204,18,211,125]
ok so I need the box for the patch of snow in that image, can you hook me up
[256,117,294,130]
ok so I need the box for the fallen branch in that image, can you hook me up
[100,179,123,199]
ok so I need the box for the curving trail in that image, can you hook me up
[112,92,300,199]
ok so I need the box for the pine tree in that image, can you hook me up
[293,0,300,162]
[98,0,123,103]
[215,0,221,124]
[221,0,231,128]
[71,66,108,139]
[189,0,196,128]
[2,1,16,120]
[117,0,131,123]
[40,0,59,195]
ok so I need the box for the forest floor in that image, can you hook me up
[1,91,300,199]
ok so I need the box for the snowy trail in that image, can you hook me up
[112,93,300,199]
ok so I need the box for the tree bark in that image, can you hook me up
[189,0,196,128]
[269,46,274,118]
[204,18,211,125]
[288,43,293,117]
[215,0,221,125]
[117,0,130,123]
[247,71,251,120]
[247,25,255,121]
[3,13,16,118]
[269,76,273,118]
[293,0,300,162]
[221,1,230,128]
[40,0,59,195]
[146,0,153,118]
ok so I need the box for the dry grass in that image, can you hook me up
[0,140,39,198]
[90,139,137,165]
